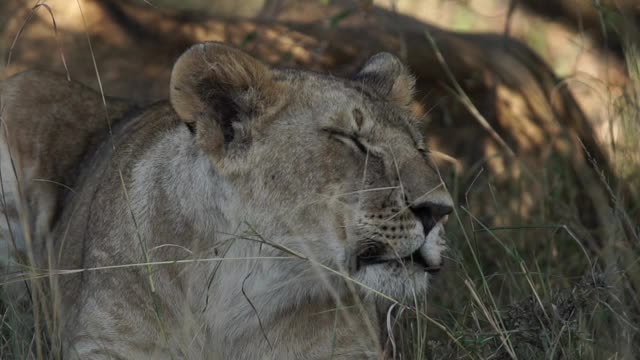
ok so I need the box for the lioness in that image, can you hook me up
[0,42,453,359]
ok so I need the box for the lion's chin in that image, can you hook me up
[353,262,432,302]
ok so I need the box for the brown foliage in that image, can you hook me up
[519,0,640,55]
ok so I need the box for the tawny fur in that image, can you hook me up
[0,43,452,359]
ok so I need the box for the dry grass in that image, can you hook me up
[1,0,639,359]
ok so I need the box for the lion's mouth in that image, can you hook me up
[357,248,441,274]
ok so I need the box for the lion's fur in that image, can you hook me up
[0,43,452,359]
[0,71,135,274]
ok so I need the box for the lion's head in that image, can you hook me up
[170,42,453,302]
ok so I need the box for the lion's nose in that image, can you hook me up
[409,202,453,235]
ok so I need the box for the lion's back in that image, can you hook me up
[0,70,136,272]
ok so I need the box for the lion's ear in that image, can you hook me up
[170,42,279,159]
[354,52,415,107]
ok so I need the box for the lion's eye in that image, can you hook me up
[323,129,368,154]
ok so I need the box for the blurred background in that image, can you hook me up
[1,0,639,358]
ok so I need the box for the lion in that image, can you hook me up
[0,42,453,359]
